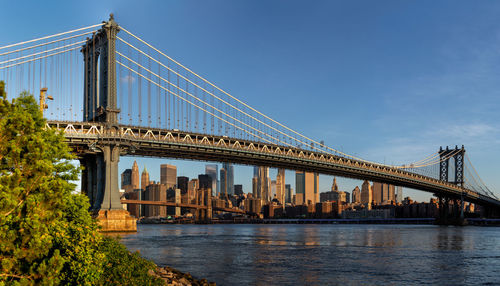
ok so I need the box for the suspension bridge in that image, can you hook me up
[1,15,498,230]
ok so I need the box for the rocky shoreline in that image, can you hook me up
[154,266,216,286]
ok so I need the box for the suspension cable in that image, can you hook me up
[119,27,394,164]
[117,60,279,146]
[118,34,414,168]
[0,40,85,65]
[117,51,297,149]
[0,24,101,50]
[0,46,80,70]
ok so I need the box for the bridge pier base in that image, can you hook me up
[435,196,467,226]
[81,145,136,232]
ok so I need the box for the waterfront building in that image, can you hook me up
[141,166,150,190]
[352,186,361,203]
[160,164,177,188]
[295,171,319,205]
[320,190,348,203]
[361,180,372,208]
[177,176,189,194]
[285,184,292,204]
[206,164,219,196]
[234,184,243,196]
[276,169,285,205]
[121,169,132,189]
[244,197,263,215]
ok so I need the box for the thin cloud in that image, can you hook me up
[120,75,136,84]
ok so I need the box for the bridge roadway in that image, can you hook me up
[47,120,500,209]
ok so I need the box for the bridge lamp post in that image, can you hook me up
[39,87,53,116]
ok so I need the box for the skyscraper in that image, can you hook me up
[372,182,382,204]
[331,177,339,191]
[361,180,372,207]
[253,166,270,202]
[121,169,132,189]
[222,162,234,195]
[295,172,305,205]
[131,160,140,189]
[285,184,292,204]
[276,169,285,204]
[220,167,227,197]
[295,171,319,205]
[198,174,212,190]
[234,184,243,196]
[270,180,277,201]
[205,164,218,196]
[160,164,177,188]
[372,182,396,204]
[177,176,189,194]
[352,186,361,203]
[252,177,259,198]
[396,186,403,204]
[187,179,199,203]
[141,166,150,190]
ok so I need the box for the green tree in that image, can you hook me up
[0,81,164,285]
[0,82,103,285]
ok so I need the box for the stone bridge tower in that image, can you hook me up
[80,14,135,231]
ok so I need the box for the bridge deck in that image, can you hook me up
[47,120,500,209]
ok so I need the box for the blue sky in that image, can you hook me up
[1,1,500,201]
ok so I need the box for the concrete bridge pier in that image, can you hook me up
[436,195,467,226]
[195,189,213,223]
[80,144,136,232]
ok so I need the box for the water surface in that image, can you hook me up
[121,224,500,285]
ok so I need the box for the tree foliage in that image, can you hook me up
[0,81,164,285]
[0,82,103,285]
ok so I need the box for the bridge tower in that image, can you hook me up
[438,145,465,186]
[80,14,135,231]
[437,145,466,225]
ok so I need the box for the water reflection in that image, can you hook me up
[121,225,500,286]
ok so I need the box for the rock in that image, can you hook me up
[154,266,215,286]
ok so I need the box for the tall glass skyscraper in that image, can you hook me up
[205,164,218,196]
[221,162,234,195]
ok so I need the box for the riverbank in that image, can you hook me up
[154,266,216,286]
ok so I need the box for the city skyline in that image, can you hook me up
[121,158,409,204]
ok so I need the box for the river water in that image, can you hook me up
[121,224,500,285]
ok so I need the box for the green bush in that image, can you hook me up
[97,236,165,286]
